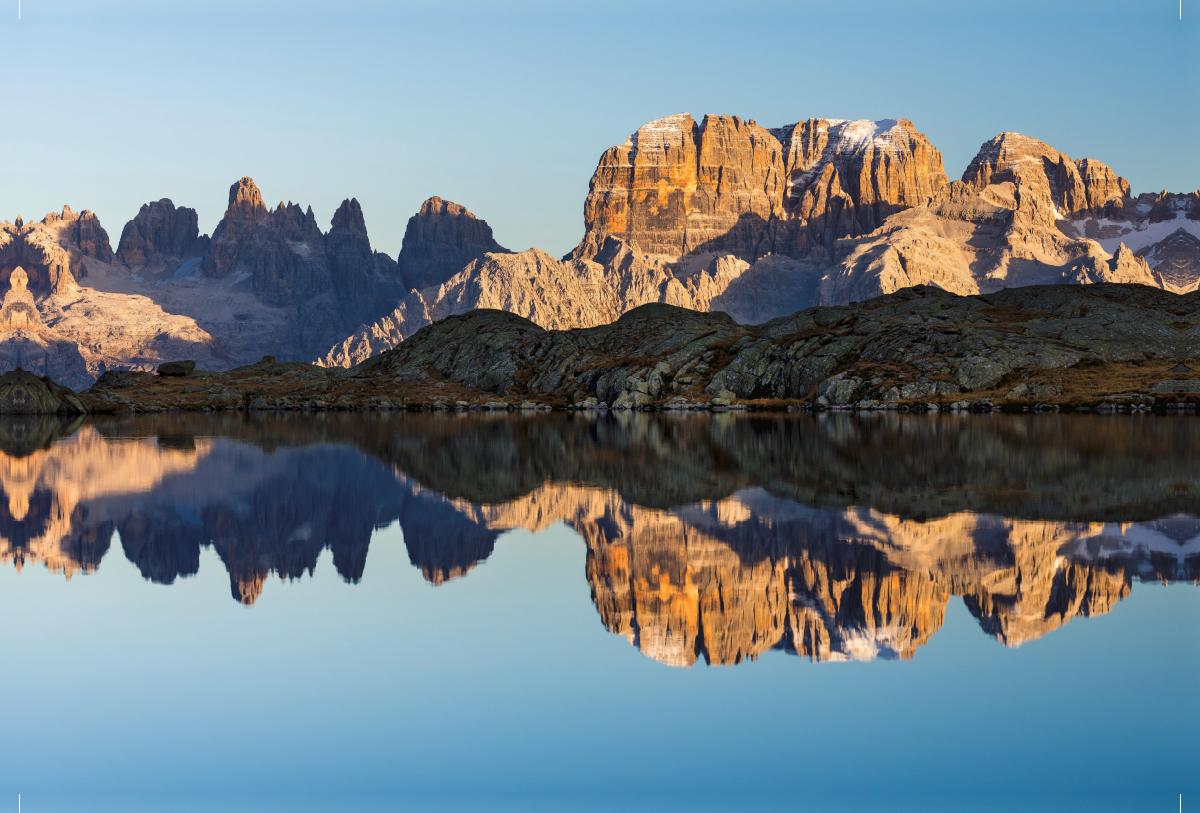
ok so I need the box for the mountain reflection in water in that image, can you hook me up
[1,412,1196,666]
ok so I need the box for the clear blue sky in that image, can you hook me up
[1,0,1195,259]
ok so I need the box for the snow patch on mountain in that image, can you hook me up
[1093,218,1200,253]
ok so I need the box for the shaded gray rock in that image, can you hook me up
[116,199,208,268]
[157,360,196,377]
[324,197,404,329]
[397,197,510,292]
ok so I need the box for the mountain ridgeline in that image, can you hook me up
[1,113,1198,385]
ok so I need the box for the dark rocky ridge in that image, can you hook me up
[358,282,1199,409]
[81,283,1199,415]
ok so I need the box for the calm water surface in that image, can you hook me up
[0,412,1196,812]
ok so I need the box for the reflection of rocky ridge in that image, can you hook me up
[4,414,1196,662]
[470,486,1193,664]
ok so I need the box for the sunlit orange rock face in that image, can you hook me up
[570,498,1195,666]
[961,133,1131,221]
[579,503,951,666]
[0,207,112,295]
[585,516,790,667]
[573,114,948,262]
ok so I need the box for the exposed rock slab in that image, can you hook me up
[351,283,1198,409]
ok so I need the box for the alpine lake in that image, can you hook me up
[1,411,1196,812]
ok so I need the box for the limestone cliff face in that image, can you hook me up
[0,206,113,294]
[115,199,208,268]
[201,177,333,306]
[398,197,510,292]
[2,179,414,384]
[158,178,408,361]
[572,113,787,261]
[324,197,403,330]
[771,118,949,256]
[0,269,91,385]
[962,133,1131,220]
[571,113,947,263]
[818,133,1160,304]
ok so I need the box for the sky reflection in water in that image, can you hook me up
[0,412,1196,812]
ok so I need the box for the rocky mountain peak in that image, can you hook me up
[418,196,471,218]
[115,199,206,268]
[398,196,510,292]
[0,207,112,295]
[330,198,367,234]
[227,177,266,214]
[961,133,1130,221]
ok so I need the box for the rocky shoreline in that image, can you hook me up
[75,283,1199,416]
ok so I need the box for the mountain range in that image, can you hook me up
[3,114,1197,387]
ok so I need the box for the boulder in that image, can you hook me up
[157,360,196,377]
[0,369,86,414]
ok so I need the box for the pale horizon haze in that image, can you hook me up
[1,0,1196,259]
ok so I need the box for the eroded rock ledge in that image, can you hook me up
[80,283,1199,414]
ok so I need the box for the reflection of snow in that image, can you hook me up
[1056,516,1200,563]
[824,624,909,662]
[679,489,1200,578]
